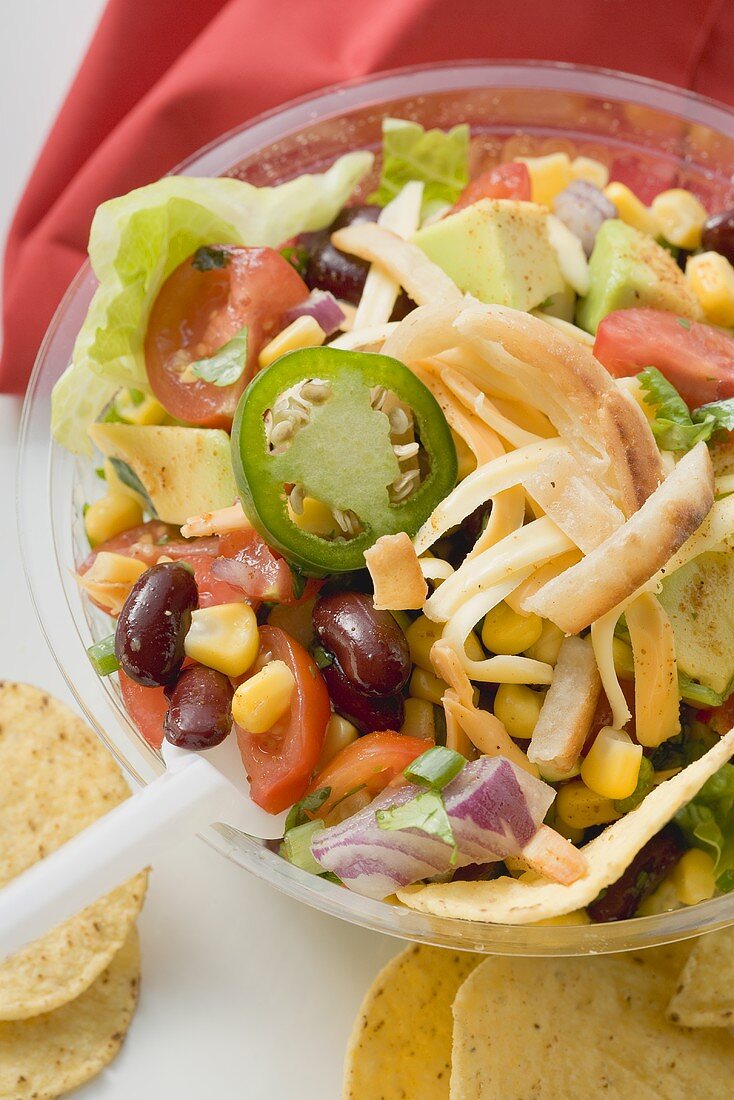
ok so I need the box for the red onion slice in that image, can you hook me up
[283,290,345,336]
[553,180,617,257]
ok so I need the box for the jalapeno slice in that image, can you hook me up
[231,347,457,574]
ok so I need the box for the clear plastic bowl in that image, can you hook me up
[17,62,734,955]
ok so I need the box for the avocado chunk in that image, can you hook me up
[576,219,703,334]
[659,551,734,699]
[88,423,237,525]
[412,199,565,311]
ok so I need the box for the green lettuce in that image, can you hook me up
[370,118,469,215]
[676,763,734,891]
[52,152,373,454]
[638,367,734,452]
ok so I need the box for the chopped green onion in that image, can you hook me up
[87,634,120,676]
[280,819,323,874]
[404,745,465,791]
[284,786,331,832]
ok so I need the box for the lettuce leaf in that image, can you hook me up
[370,118,469,215]
[638,367,734,452]
[52,152,373,454]
[676,762,734,890]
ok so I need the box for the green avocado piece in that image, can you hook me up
[88,423,237,525]
[576,219,703,334]
[412,198,564,311]
[659,551,734,698]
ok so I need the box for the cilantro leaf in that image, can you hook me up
[284,786,331,832]
[192,246,231,271]
[693,398,734,436]
[369,118,469,213]
[190,326,248,387]
[638,367,734,451]
[376,789,457,862]
[106,457,157,515]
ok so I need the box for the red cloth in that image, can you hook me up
[2,0,732,393]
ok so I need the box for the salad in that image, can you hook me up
[52,117,734,925]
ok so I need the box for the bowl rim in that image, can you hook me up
[17,59,734,956]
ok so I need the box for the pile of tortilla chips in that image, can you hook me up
[345,930,734,1098]
[0,682,146,1099]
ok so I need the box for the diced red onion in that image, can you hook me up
[553,180,617,257]
[310,757,554,900]
[283,290,345,336]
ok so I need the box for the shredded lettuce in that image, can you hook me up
[638,367,734,452]
[676,762,734,891]
[679,672,732,709]
[51,152,373,454]
[190,325,248,387]
[369,118,469,216]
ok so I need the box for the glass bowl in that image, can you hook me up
[17,61,734,956]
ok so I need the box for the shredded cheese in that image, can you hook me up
[591,610,631,730]
[329,322,397,351]
[351,182,423,329]
[439,366,543,449]
[626,593,681,748]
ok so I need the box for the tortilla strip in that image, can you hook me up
[365,532,427,610]
[523,448,625,553]
[397,727,734,924]
[528,636,601,779]
[523,442,715,635]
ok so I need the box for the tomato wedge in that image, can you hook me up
[306,732,429,820]
[235,626,330,814]
[452,163,531,212]
[217,530,320,605]
[144,245,308,428]
[118,669,167,750]
[594,309,734,409]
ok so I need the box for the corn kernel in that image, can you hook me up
[405,615,442,672]
[555,778,622,829]
[482,602,543,655]
[84,493,144,547]
[494,684,544,741]
[318,713,359,768]
[409,667,446,706]
[603,182,660,237]
[612,637,635,681]
[115,389,167,426]
[289,496,337,538]
[185,603,259,678]
[686,251,734,327]
[258,315,325,369]
[516,153,572,207]
[232,659,295,733]
[580,727,642,801]
[535,909,591,927]
[570,156,609,190]
[401,697,436,740]
[524,620,564,666]
[636,877,680,917]
[553,816,586,845]
[651,188,708,249]
[671,848,717,906]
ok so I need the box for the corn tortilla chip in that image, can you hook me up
[398,728,734,923]
[451,943,734,1099]
[667,925,734,1028]
[0,682,146,1018]
[344,944,482,1100]
[0,928,140,1100]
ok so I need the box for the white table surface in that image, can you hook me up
[0,6,398,1096]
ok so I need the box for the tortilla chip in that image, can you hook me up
[0,929,140,1100]
[451,943,734,1099]
[344,945,482,1099]
[667,926,734,1028]
[398,728,734,924]
[0,682,147,1018]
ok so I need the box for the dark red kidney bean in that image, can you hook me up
[587,823,685,923]
[313,592,410,697]
[330,203,382,232]
[300,204,381,304]
[115,562,198,687]
[701,208,734,264]
[322,661,404,734]
[163,665,233,750]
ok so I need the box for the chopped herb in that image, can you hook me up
[192,245,231,272]
[279,819,323,874]
[650,732,707,772]
[284,786,331,832]
[638,367,734,451]
[107,458,157,516]
[280,244,309,277]
[613,756,654,813]
[190,326,248,388]
[311,644,334,670]
[677,317,692,330]
[289,564,307,601]
[319,871,343,885]
[95,467,106,480]
[377,788,457,862]
[404,745,465,791]
[127,388,146,406]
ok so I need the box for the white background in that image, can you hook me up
[0,4,398,1096]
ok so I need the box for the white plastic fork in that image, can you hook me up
[0,734,288,964]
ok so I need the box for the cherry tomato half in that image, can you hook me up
[118,669,168,750]
[452,163,531,212]
[306,731,429,820]
[218,530,321,606]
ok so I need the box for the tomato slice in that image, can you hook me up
[118,669,167,750]
[217,529,320,605]
[594,309,734,409]
[144,246,309,428]
[452,163,531,212]
[235,626,330,814]
[306,731,429,820]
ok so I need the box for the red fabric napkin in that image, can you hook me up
[2,0,732,393]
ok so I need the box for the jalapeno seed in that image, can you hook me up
[115,561,198,687]
[164,665,233,750]
[313,592,411,697]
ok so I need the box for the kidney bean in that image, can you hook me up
[313,592,410,697]
[701,208,734,265]
[587,823,685,922]
[164,665,233,750]
[115,562,198,687]
[322,661,404,734]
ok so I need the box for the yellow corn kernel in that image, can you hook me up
[637,877,680,917]
[258,315,325,369]
[516,152,572,207]
[671,848,717,906]
[553,816,586,845]
[84,493,144,547]
[318,713,359,768]
[580,727,642,801]
[232,659,295,733]
[185,603,259,678]
[651,188,708,249]
[452,430,477,481]
[405,615,444,672]
[390,609,412,633]
[686,251,734,327]
[115,389,167,426]
[409,667,447,706]
[603,182,660,237]
[612,636,635,681]
[535,909,591,927]
[570,156,609,190]
[494,684,544,741]
[482,602,543,656]
[555,778,622,829]
[523,620,564,666]
[289,496,337,537]
[401,697,436,741]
